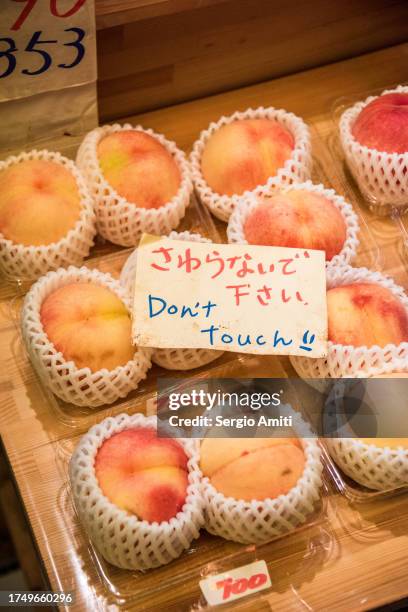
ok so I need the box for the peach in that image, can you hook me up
[95,428,189,522]
[352,93,408,154]
[0,159,81,246]
[40,282,135,372]
[200,438,305,501]
[327,283,408,347]
[97,130,181,209]
[200,437,301,477]
[243,190,347,260]
[201,118,294,196]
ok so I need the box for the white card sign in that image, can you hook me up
[0,0,96,101]
[0,0,97,154]
[199,560,272,606]
[133,234,328,358]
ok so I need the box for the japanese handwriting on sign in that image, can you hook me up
[150,246,311,278]
[225,284,308,307]
[133,235,328,359]
[1,0,88,79]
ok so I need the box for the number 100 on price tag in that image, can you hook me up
[1,0,96,102]
[200,560,272,606]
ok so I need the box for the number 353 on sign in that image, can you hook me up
[1,0,96,101]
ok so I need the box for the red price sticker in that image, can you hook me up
[10,1,87,31]
[200,560,272,606]
[0,0,96,101]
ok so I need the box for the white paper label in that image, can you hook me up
[0,0,97,154]
[0,0,96,102]
[133,234,328,358]
[199,560,271,606]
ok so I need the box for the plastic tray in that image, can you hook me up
[56,398,335,609]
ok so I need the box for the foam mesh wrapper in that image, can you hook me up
[76,124,193,246]
[69,413,204,570]
[0,150,96,282]
[21,266,152,408]
[290,265,408,379]
[190,106,312,222]
[339,85,408,211]
[227,180,360,267]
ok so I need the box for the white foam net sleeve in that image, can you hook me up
[290,265,408,379]
[21,266,152,408]
[202,439,323,544]
[76,123,193,246]
[339,85,408,211]
[190,106,312,222]
[227,180,359,267]
[326,438,408,491]
[69,413,204,570]
[0,149,96,282]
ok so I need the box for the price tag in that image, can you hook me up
[133,234,328,358]
[0,0,97,154]
[199,560,271,606]
[1,0,96,100]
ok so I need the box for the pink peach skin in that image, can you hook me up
[243,190,347,261]
[327,283,408,347]
[97,130,181,209]
[40,282,135,372]
[0,159,81,246]
[201,118,294,196]
[95,428,189,522]
[352,93,408,154]
[201,438,305,501]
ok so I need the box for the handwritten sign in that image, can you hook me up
[1,0,96,101]
[133,235,328,358]
[0,0,97,154]
[199,560,271,606]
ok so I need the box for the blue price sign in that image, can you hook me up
[1,0,96,101]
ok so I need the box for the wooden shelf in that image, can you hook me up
[95,0,408,120]
[95,0,230,29]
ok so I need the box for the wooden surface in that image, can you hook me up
[1,42,408,610]
[96,0,408,120]
[95,0,230,28]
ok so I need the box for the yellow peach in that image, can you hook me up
[40,282,134,372]
[0,159,81,246]
[97,130,181,209]
[201,119,294,196]
[200,437,305,501]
